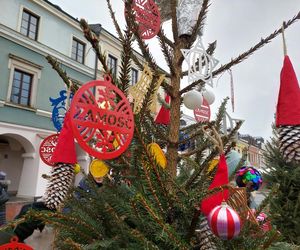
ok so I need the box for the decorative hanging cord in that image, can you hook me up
[65,80,73,110]
[229,69,234,112]
[282,22,287,56]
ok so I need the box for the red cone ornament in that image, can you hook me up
[276,55,300,126]
[155,95,170,125]
[201,154,229,216]
[51,112,77,164]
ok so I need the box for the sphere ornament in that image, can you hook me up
[235,166,263,191]
[202,89,215,105]
[183,90,203,110]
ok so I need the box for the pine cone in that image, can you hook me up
[278,125,300,162]
[44,163,74,210]
[195,217,217,250]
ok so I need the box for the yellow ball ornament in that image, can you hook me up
[74,163,81,174]
[89,159,109,178]
[147,143,167,169]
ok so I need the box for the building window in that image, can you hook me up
[20,9,39,40]
[107,55,117,77]
[71,38,85,64]
[10,70,33,106]
[131,68,138,85]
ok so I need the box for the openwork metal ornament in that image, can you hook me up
[132,0,161,40]
[0,236,33,250]
[129,64,153,114]
[39,134,59,166]
[69,76,134,160]
[49,90,73,132]
[177,0,203,37]
[181,37,219,87]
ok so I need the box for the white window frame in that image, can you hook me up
[18,5,42,41]
[7,55,42,109]
[70,35,86,64]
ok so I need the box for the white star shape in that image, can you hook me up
[181,37,219,87]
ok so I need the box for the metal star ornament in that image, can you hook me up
[181,37,219,87]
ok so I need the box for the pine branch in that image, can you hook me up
[106,0,124,40]
[171,0,179,42]
[188,0,211,46]
[79,19,110,75]
[180,11,300,94]
[157,29,175,74]
[46,55,78,93]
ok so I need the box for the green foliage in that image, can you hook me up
[264,134,300,245]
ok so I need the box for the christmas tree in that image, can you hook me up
[3,1,300,249]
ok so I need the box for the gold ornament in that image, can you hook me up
[129,64,153,114]
[74,163,81,174]
[149,74,165,113]
[89,159,109,178]
[147,143,167,169]
[207,158,219,173]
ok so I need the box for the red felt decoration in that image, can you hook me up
[194,99,211,122]
[155,95,170,125]
[0,236,33,250]
[201,154,229,216]
[39,134,59,166]
[51,112,77,164]
[132,0,161,40]
[69,75,134,160]
[276,55,300,126]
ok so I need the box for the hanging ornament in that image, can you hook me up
[225,150,241,177]
[235,166,263,191]
[207,202,241,240]
[201,154,229,216]
[89,159,110,178]
[147,143,167,169]
[70,75,134,160]
[0,236,33,250]
[276,55,300,162]
[194,98,210,122]
[176,0,203,37]
[178,131,192,151]
[155,95,170,125]
[183,90,203,110]
[74,163,81,175]
[129,64,153,114]
[207,158,219,173]
[39,134,59,166]
[149,74,165,113]
[229,69,235,112]
[202,89,215,105]
[49,90,73,132]
[256,212,272,233]
[181,37,219,87]
[132,0,161,40]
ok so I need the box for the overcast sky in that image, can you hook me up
[50,0,300,140]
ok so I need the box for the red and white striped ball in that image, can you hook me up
[207,202,241,240]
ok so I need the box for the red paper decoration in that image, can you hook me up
[201,154,229,216]
[39,134,59,166]
[0,236,33,249]
[207,202,241,240]
[69,76,134,160]
[155,95,170,125]
[194,99,211,122]
[132,0,161,39]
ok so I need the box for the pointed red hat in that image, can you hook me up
[201,154,229,216]
[276,55,300,127]
[155,95,170,125]
[51,112,77,164]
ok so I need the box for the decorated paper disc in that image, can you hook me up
[39,134,59,166]
[0,236,33,249]
[89,159,109,178]
[70,76,134,160]
[132,0,161,39]
[194,99,211,122]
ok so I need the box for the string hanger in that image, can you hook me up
[65,80,73,110]
[281,21,287,56]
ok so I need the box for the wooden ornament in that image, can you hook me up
[39,134,59,166]
[149,74,165,113]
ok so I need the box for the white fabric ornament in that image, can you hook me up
[202,89,215,105]
[183,90,203,110]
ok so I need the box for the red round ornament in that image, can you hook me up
[69,75,134,160]
[207,202,241,240]
[194,99,211,122]
[39,134,59,166]
[132,0,161,39]
[0,236,33,250]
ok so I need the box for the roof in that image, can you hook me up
[89,24,102,36]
